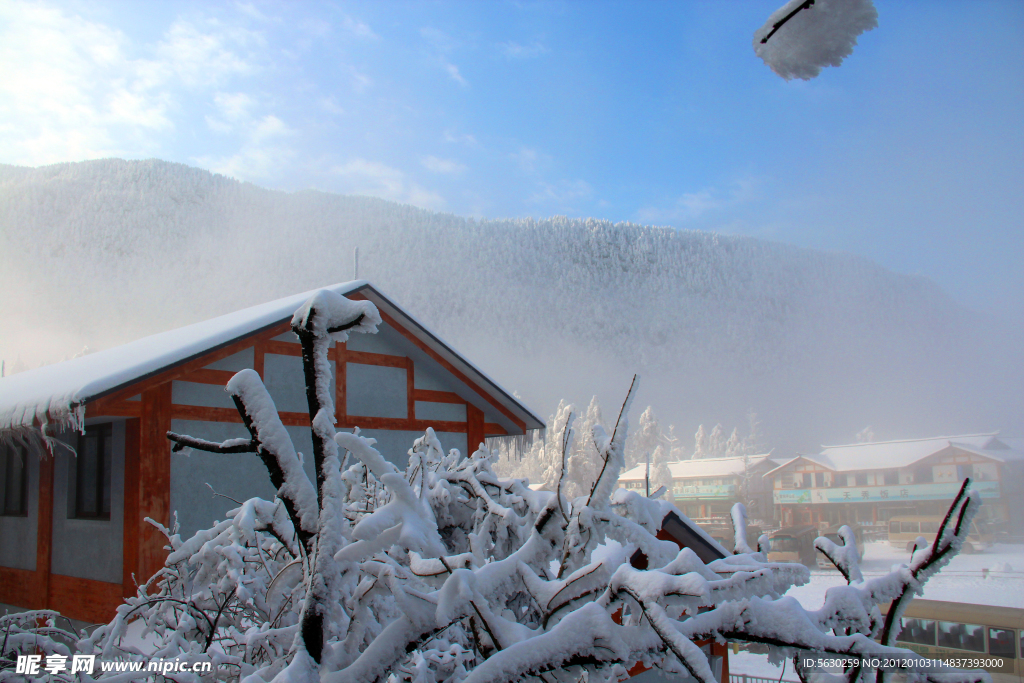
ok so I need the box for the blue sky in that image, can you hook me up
[1,0,1021,319]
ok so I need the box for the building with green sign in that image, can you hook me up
[763,434,1023,534]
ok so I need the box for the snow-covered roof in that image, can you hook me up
[619,454,777,482]
[763,434,1017,476]
[0,281,544,433]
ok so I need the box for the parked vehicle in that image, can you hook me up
[815,524,865,569]
[766,525,818,566]
[887,515,993,554]
[880,599,1024,683]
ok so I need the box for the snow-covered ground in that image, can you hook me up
[729,541,1024,680]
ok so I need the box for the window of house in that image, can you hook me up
[956,464,974,481]
[883,471,899,485]
[854,473,868,487]
[900,619,936,646]
[814,472,825,488]
[832,473,847,488]
[914,466,933,483]
[71,423,112,520]
[989,628,1016,657]
[1,442,29,517]
[802,473,812,488]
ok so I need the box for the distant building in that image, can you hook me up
[763,434,1024,530]
[619,454,779,522]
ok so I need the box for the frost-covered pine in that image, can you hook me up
[649,445,675,499]
[692,424,708,459]
[754,0,878,80]
[626,405,664,470]
[708,424,725,457]
[724,427,742,457]
[565,396,603,498]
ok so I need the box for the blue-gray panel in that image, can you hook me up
[171,381,236,409]
[169,420,274,539]
[0,440,40,571]
[415,401,466,422]
[265,354,335,414]
[347,364,407,419]
[413,360,451,391]
[50,421,125,583]
[346,322,408,356]
[271,332,299,343]
[204,347,254,372]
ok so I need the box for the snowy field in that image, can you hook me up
[729,541,1024,680]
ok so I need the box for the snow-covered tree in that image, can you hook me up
[856,425,875,443]
[1,292,991,683]
[692,424,708,459]
[754,0,878,80]
[565,396,603,499]
[723,427,742,457]
[626,406,664,470]
[648,445,675,500]
[496,399,575,491]
[707,424,725,458]
[742,410,766,455]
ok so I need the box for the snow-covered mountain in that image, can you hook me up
[1,159,1020,451]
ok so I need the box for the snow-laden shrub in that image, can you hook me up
[1,290,990,683]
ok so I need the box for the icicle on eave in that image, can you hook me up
[484,429,541,461]
[0,398,84,456]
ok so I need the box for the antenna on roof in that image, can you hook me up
[353,246,359,280]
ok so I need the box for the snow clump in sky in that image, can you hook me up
[754,0,878,80]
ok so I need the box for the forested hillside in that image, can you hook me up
[1,159,1019,451]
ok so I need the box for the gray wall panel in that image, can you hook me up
[204,347,254,372]
[265,354,334,414]
[169,420,274,539]
[415,401,466,422]
[346,323,408,356]
[171,381,236,409]
[347,364,406,418]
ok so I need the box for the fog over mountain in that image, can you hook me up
[1,159,1020,452]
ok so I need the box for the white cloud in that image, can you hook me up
[443,130,477,146]
[194,114,295,181]
[445,62,468,86]
[420,27,455,52]
[419,27,468,87]
[499,41,547,59]
[145,19,257,88]
[341,15,377,39]
[0,1,262,166]
[636,177,763,223]
[529,179,593,206]
[320,96,346,116]
[332,158,445,210]
[510,147,549,173]
[206,91,257,132]
[421,156,466,174]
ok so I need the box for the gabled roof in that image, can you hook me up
[619,453,777,482]
[0,281,544,433]
[763,433,1018,477]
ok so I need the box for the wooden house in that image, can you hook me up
[0,281,543,623]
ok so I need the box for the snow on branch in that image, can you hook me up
[18,303,986,683]
[754,0,878,80]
